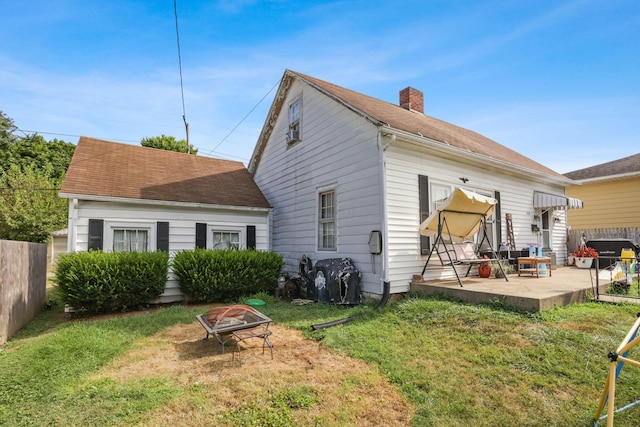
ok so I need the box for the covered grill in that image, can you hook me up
[586,239,640,268]
[307,258,362,305]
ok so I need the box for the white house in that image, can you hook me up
[249,70,581,298]
[59,137,272,303]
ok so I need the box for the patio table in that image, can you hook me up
[517,257,552,278]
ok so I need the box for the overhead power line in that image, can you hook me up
[16,129,140,144]
[174,0,190,152]
[14,128,248,162]
[200,79,280,158]
[0,187,60,192]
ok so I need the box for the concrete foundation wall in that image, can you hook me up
[0,240,47,345]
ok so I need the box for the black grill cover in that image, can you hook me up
[307,258,362,304]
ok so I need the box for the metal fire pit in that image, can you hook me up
[196,304,273,360]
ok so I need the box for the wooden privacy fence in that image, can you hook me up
[0,240,47,345]
[568,228,640,252]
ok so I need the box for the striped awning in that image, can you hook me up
[533,191,583,210]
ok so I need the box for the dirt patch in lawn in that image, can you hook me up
[94,322,414,426]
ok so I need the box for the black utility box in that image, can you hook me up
[585,239,640,268]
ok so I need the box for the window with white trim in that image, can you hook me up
[113,229,148,252]
[212,230,241,250]
[105,222,155,252]
[287,97,301,143]
[430,183,452,214]
[541,210,551,250]
[318,190,336,250]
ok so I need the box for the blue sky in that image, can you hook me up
[1,0,638,173]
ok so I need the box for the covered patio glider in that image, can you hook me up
[419,187,507,287]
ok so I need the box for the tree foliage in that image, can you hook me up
[0,165,68,242]
[0,111,75,243]
[0,112,19,169]
[7,134,76,181]
[140,134,197,155]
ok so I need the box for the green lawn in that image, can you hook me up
[1,292,640,426]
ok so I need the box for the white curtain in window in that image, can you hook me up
[114,229,148,252]
[212,231,240,249]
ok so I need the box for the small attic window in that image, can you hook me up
[287,97,301,144]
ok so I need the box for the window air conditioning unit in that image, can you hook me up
[286,129,300,142]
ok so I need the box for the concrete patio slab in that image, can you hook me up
[410,266,615,311]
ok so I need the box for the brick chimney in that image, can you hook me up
[399,87,424,114]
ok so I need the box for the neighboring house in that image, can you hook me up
[59,137,272,303]
[249,70,581,297]
[564,153,640,245]
[47,228,68,268]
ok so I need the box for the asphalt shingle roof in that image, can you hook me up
[286,70,567,180]
[60,137,271,209]
[564,152,640,180]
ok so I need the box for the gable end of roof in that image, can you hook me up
[250,70,568,181]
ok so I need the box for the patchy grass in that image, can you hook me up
[1,294,640,426]
[221,385,319,427]
[0,300,409,427]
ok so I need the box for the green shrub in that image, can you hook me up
[172,249,283,303]
[55,251,169,314]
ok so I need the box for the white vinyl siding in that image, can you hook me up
[252,80,384,295]
[252,76,570,296]
[70,200,270,303]
[384,143,569,288]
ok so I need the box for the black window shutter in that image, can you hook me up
[195,223,207,249]
[494,191,502,248]
[88,219,104,251]
[246,225,256,250]
[157,222,169,252]
[418,175,430,255]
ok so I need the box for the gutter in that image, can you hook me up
[58,193,273,213]
[569,171,640,185]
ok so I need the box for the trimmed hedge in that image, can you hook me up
[173,249,283,303]
[55,251,169,314]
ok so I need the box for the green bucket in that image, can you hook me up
[245,298,266,309]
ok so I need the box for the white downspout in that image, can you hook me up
[377,131,396,293]
[68,198,78,253]
[381,132,396,150]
